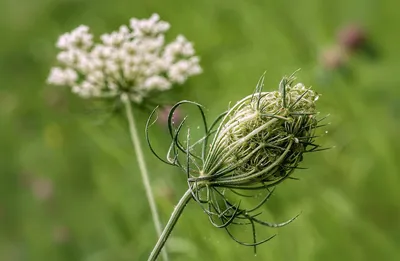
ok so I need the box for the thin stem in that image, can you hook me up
[121,94,168,261]
[148,189,193,261]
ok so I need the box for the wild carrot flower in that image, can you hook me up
[147,72,327,260]
[47,14,202,261]
[47,13,202,103]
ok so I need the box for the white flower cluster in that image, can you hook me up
[47,14,202,102]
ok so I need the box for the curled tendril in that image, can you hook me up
[146,72,328,253]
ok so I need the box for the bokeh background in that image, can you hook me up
[1,0,400,260]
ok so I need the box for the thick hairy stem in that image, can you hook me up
[121,94,168,261]
[148,189,193,261]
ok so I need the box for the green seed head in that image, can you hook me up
[146,72,327,251]
[202,73,320,188]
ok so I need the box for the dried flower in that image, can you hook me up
[47,14,202,103]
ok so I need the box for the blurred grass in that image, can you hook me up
[1,0,400,260]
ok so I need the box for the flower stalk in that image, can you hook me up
[121,94,168,261]
[148,188,193,261]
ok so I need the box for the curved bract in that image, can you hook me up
[146,72,326,252]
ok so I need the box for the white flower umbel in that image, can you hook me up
[47,14,203,261]
[48,13,202,103]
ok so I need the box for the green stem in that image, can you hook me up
[121,94,169,261]
[148,189,193,261]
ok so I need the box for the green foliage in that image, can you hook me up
[1,0,399,260]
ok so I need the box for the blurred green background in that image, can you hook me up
[1,0,400,260]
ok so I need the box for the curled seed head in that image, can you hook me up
[146,72,327,250]
[203,72,321,188]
